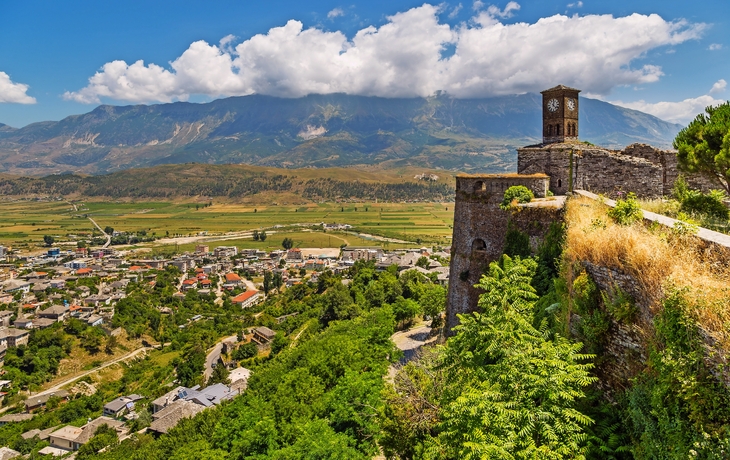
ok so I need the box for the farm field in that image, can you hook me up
[0,199,455,251]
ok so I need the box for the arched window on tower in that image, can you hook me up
[547,125,552,136]
[556,124,560,136]
[558,179,562,188]
[473,181,484,192]
[472,238,486,253]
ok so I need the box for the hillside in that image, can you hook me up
[0,163,455,202]
[0,93,682,176]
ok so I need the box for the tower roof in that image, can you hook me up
[541,85,581,93]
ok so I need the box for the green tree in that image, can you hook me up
[175,345,206,387]
[260,231,268,242]
[43,235,55,246]
[77,424,119,459]
[263,271,272,295]
[418,284,447,328]
[80,327,104,354]
[272,272,283,293]
[415,256,430,269]
[104,226,114,235]
[234,342,258,360]
[426,256,596,459]
[208,362,231,386]
[674,101,730,193]
[282,237,294,250]
[392,296,421,329]
[253,230,260,241]
[607,193,643,225]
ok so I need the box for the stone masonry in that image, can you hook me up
[445,174,563,333]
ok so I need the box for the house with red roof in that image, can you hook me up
[181,279,198,291]
[231,290,261,309]
[75,268,93,277]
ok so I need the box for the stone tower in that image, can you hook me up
[542,85,580,144]
[445,174,555,334]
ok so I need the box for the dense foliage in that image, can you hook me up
[500,185,535,209]
[382,256,596,459]
[672,175,729,220]
[674,101,730,193]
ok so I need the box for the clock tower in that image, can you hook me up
[541,85,580,144]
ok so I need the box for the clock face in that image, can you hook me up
[567,98,576,111]
[547,98,560,112]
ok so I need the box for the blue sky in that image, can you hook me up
[0,0,728,128]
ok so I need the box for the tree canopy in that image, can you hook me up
[674,101,730,193]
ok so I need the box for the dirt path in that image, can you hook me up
[88,216,111,248]
[390,321,436,364]
[33,346,151,398]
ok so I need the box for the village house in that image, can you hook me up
[75,267,93,277]
[252,326,277,345]
[0,413,33,426]
[47,416,126,453]
[223,272,242,287]
[25,390,69,412]
[0,311,12,328]
[286,248,303,263]
[0,327,30,348]
[231,290,261,309]
[37,304,69,322]
[1,279,30,295]
[12,316,32,329]
[149,383,235,434]
[103,394,143,418]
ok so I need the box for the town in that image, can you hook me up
[0,236,450,457]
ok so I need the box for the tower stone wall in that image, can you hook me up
[446,174,560,333]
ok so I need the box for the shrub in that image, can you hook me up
[607,193,643,225]
[673,175,729,220]
[500,185,534,209]
[680,189,729,220]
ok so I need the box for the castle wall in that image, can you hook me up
[446,174,559,333]
[518,147,574,195]
[520,142,722,198]
[576,149,663,197]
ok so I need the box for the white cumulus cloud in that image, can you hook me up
[64,4,707,105]
[708,43,722,50]
[567,1,583,8]
[0,71,36,104]
[327,8,344,19]
[612,80,728,124]
[710,79,727,94]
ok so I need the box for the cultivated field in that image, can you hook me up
[0,199,455,251]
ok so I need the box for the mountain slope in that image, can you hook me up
[0,93,683,176]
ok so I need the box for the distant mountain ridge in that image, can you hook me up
[0,93,683,176]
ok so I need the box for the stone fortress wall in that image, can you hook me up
[445,174,562,332]
[518,142,718,198]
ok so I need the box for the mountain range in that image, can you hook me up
[0,93,683,176]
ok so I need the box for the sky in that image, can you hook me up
[0,0,728,128]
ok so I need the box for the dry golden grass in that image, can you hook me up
[564,196,730,345]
